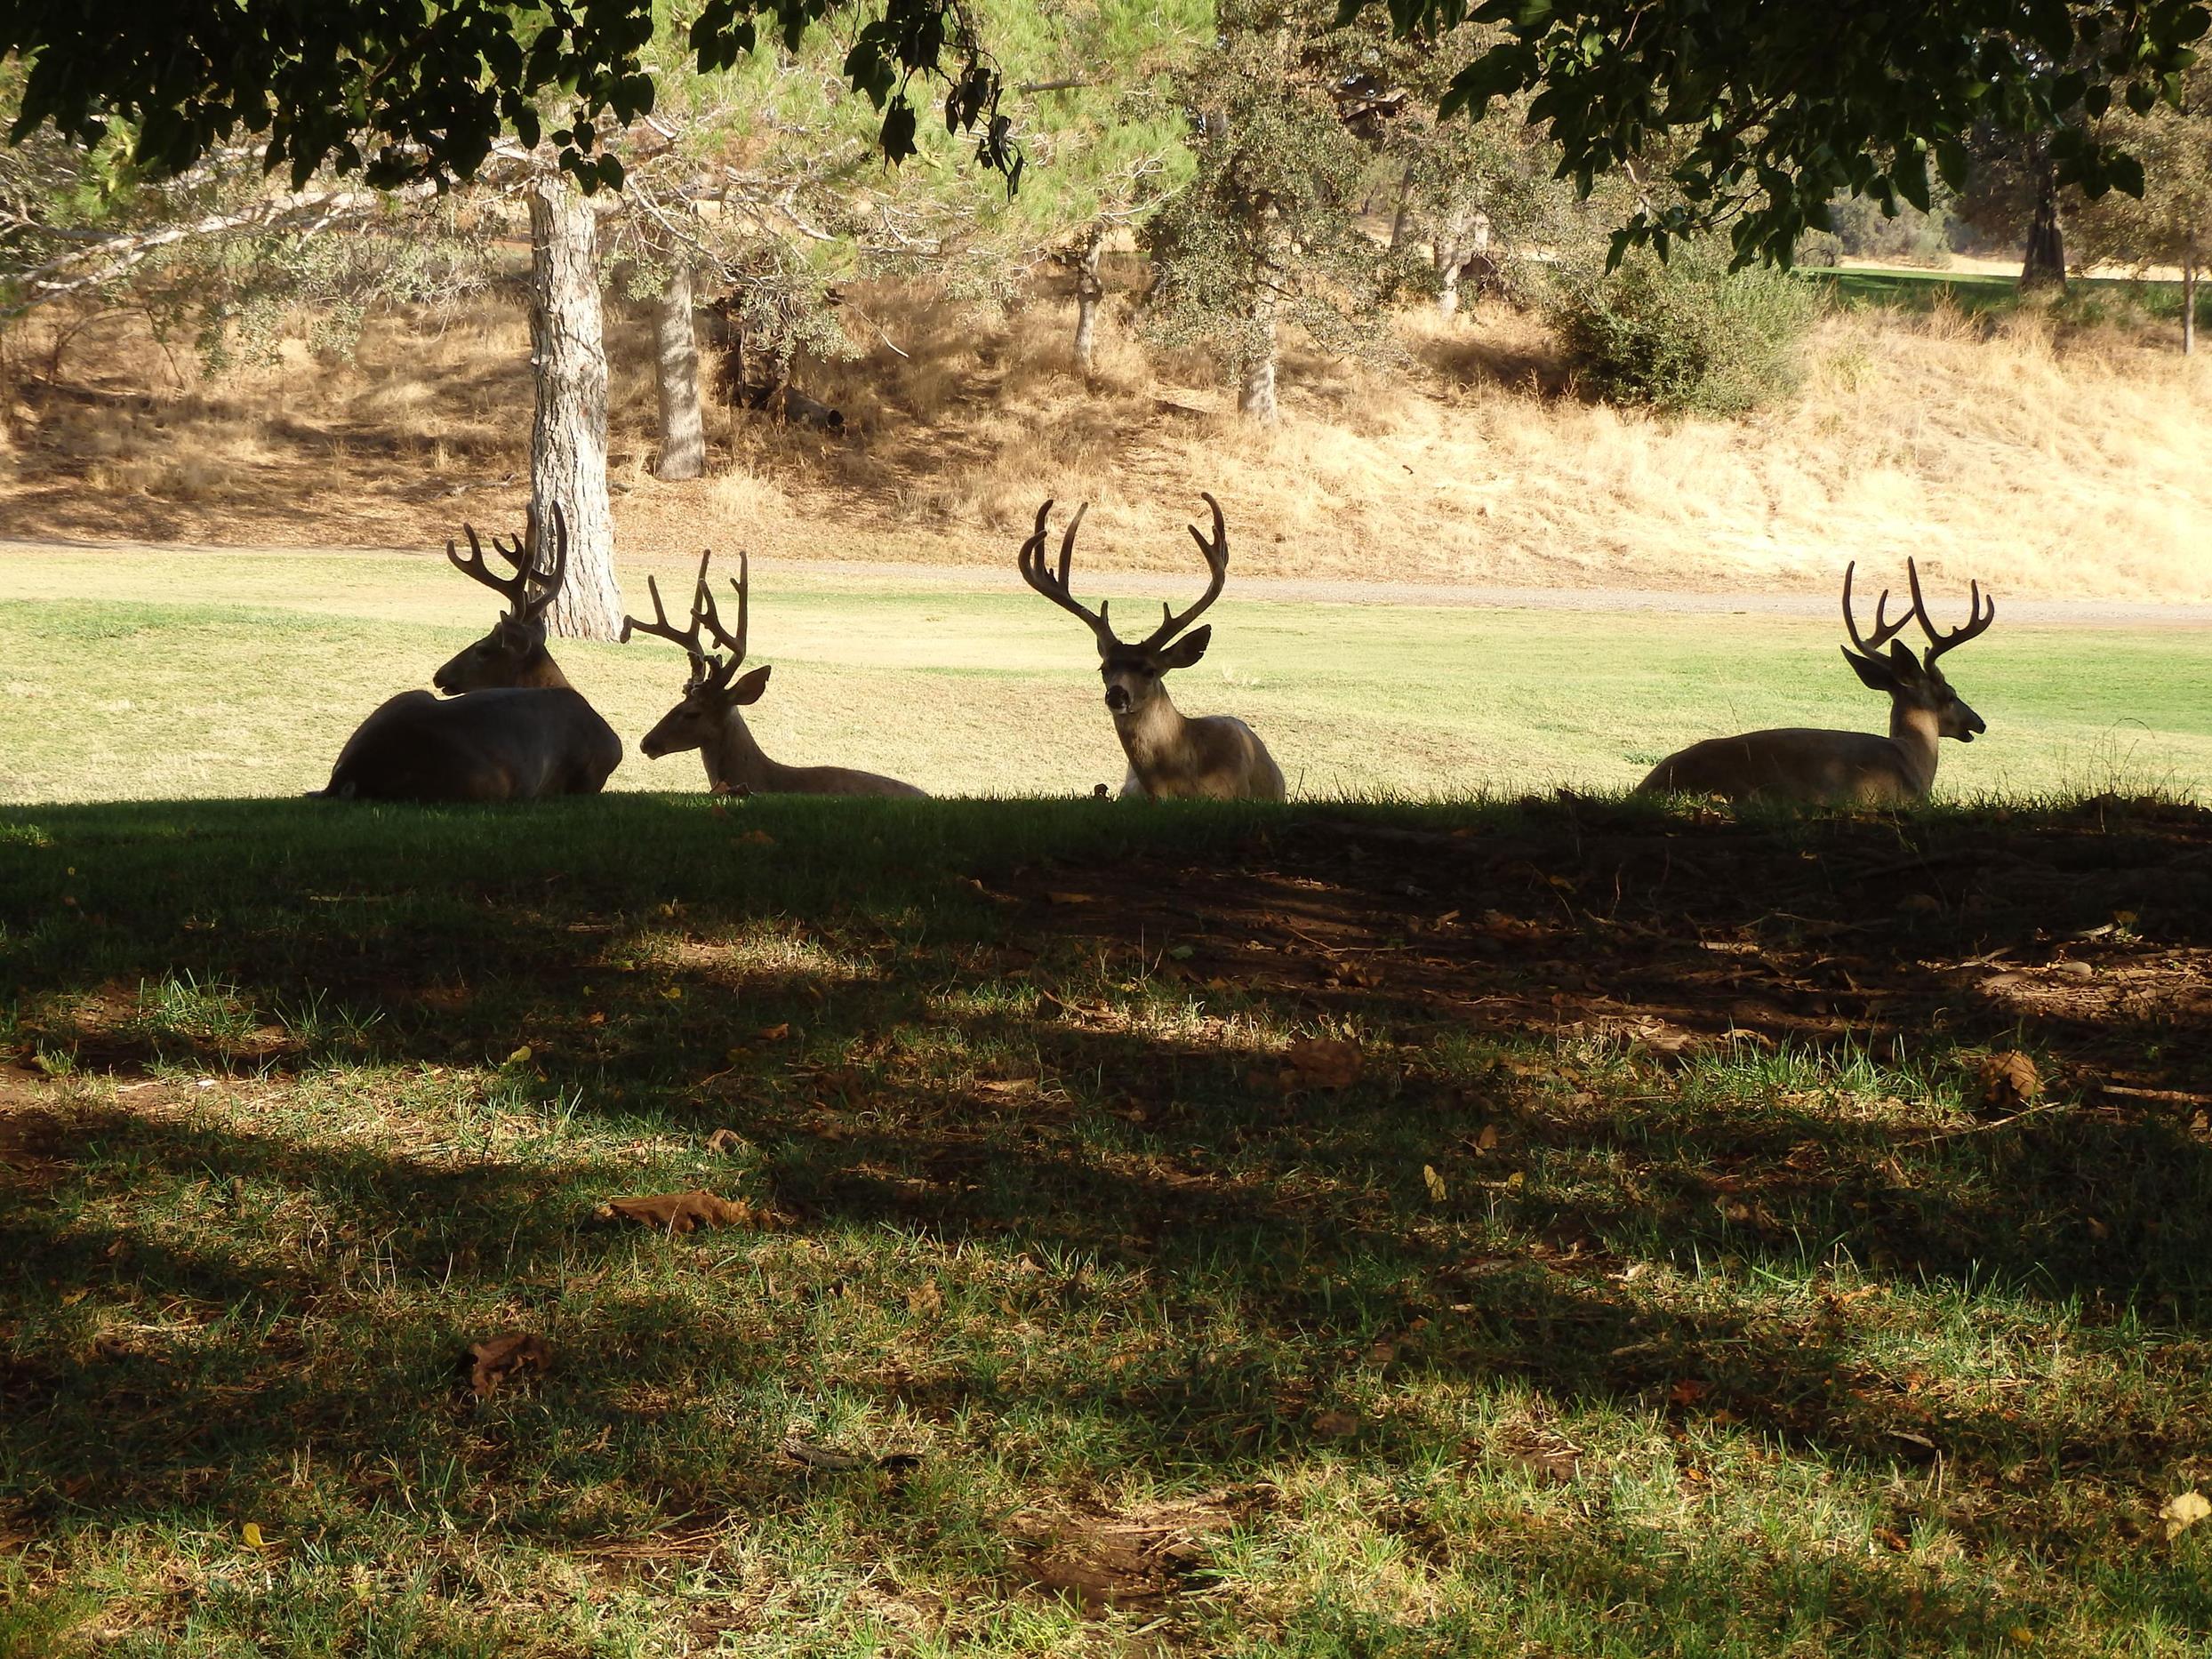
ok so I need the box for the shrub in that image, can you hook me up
[1548,249,1820,416]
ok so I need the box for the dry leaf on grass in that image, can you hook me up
[906,1278,945,1318]
[597,1190,755,1232]
[756,1023,791,1042]
[1310,1408,1361,1439]
[1422,1165,1447,1204]
[704,1127,748,1154]
[1976,1051,2043,1113]
[465,1331,550,1399]
[1009,1494,1246,1614]
[781,1436,923,1474]
[1278,1037,1364,1092]
[2160,1490,2210,1538]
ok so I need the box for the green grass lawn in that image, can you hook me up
[4,547,2209,804]
[1808,265,2211,332]
[2,792,2209,1655]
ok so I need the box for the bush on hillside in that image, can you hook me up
[1548,249,1820,417]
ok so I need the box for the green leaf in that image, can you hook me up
[881,96,919,163]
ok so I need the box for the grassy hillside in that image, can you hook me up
[4,546,2209,805]
[4,270,2209,600]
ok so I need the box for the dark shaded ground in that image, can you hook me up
[2,794,2209,1655]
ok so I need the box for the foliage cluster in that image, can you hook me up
[1549,249,1820,417]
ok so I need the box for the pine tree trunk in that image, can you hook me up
[528,174,622,641]
[2019,158,2068,294]
[653,260,705,481]
[1072,232,1106,376]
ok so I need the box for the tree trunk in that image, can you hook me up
[1437,259,1462,318]
[653,260,705,481]
[1071,231,1106,376]
[2019,156,2068,294]
[528,174,622,641]
[1236,307,1278,423]
[2184,252,2198,357]
[1387,162,1415,253]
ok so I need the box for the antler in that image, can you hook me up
[621,549,734,689]
[1840,559,1915,658]
[1906,557,1996,663]
[446,503,567,621]
[1140,492,1229,650]
[695,547,750,666]
[1017,500,1118,650]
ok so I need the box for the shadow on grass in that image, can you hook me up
[3,793,2209,1649]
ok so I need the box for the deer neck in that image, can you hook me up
[1113,690,1191,776]
[1887,701,1942,797]
[517,651,573,691]
[701,708,791,793]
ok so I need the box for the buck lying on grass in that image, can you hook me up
[1638,559,1996,805]
[1020,493,1286,802]
[312,505,622,802]
[623,549,928,798]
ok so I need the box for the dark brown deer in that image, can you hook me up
[312,505,622,802]
[623,549,927,797]
[1020,493,1285,801]
[1637,559,1996,805]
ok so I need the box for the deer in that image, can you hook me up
[621,549,928,798]
[1019,493,1286,802]
[1636,558,1996,805]
[311,504,623,802]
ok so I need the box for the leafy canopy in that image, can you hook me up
[1329,0,2211,265]
[4,0,1019,195]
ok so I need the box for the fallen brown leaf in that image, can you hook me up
[757,1022,791,1042]
[1284,1037,1364,1091]
[465,1331,550,1399]
[1976,1051,2042,1113]
[907,1278,945,1318]
[598,1190,755,1232]
[704,1128,747,1154]
[1310,1408,1361,1439]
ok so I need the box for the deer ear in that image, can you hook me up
[1887,638,1927,683]
[731,664,773,704]
[1156,625,1212,671]
[1843,646,1896,692]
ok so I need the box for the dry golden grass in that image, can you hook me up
[4,265,2209,598]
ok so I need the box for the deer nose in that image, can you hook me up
[1103,685,1131,713]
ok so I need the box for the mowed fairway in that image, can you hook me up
[4,544,2211,805]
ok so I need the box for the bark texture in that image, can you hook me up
[1236,307,1278,423]
[1071,232,1105,376]
[528,174,622,642]
[653,260,706,480]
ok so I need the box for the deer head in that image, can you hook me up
[1019,493,1230,717]
[622,549,773,759]
[432,504,570,693]
[1839,557,1996,742]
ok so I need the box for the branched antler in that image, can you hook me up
[447,504,567,622]
[1906,557,1997,663]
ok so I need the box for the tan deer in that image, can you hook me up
[1637,559,1996,805]
[622,549,928,798]
[312,505,622,802]
[1020,494,1286,802]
